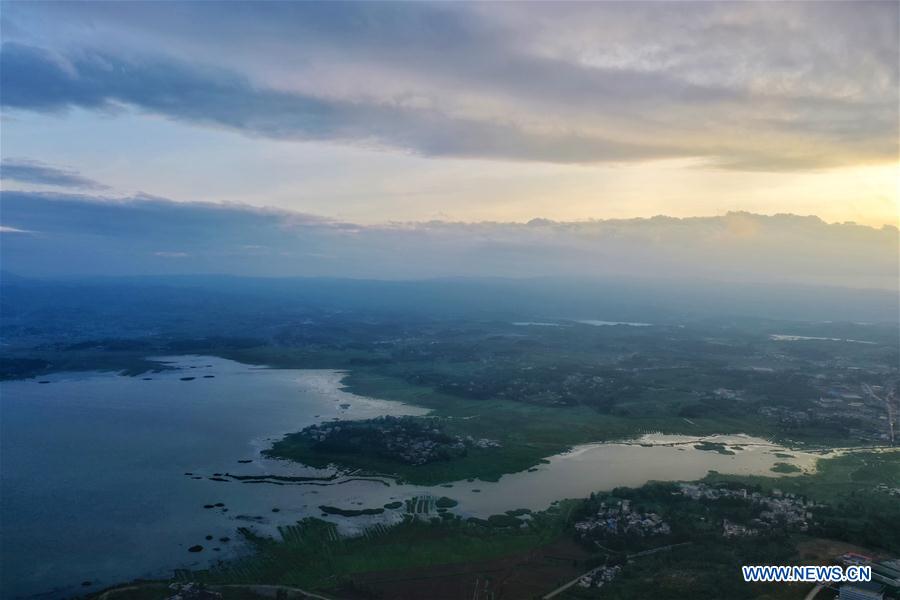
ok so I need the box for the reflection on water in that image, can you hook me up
[0,356,425,598]
[446,433,817,514]
[0,356,815,598]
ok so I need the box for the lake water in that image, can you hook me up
[0,356,816,598]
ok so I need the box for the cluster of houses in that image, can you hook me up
[577,564,621,589]
[465,435,502,449]
[722,518,757,538]
[874,483,900,497]
[759,405,811,427]
[811,382,896,444]
[300,416,501,465]
[574,499,671,539]
[677,483,813,534]
[165,583,222,600]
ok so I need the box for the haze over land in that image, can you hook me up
[1,190,898,296]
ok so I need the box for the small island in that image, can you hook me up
[693,441,736,455]
[266,416,502,468]
[770,461,802,473]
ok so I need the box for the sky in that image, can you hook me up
[0,2,897,288]
[0,1,897,226]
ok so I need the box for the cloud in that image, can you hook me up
[0,1,896,170]
[0,158,107,189]
[1,190,896,291]
[0,43,683,165]
[0,225,34,234]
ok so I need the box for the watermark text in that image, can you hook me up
[742,565,871,583]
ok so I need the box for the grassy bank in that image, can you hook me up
[184,507,573,592]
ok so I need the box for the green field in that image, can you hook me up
[185,508,572,591]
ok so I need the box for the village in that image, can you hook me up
[574,499,672,540]
[677,482,814,533]
[294,416,501,466]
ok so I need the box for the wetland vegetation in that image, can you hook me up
[108,450,899,599]
[3,276,897,598]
